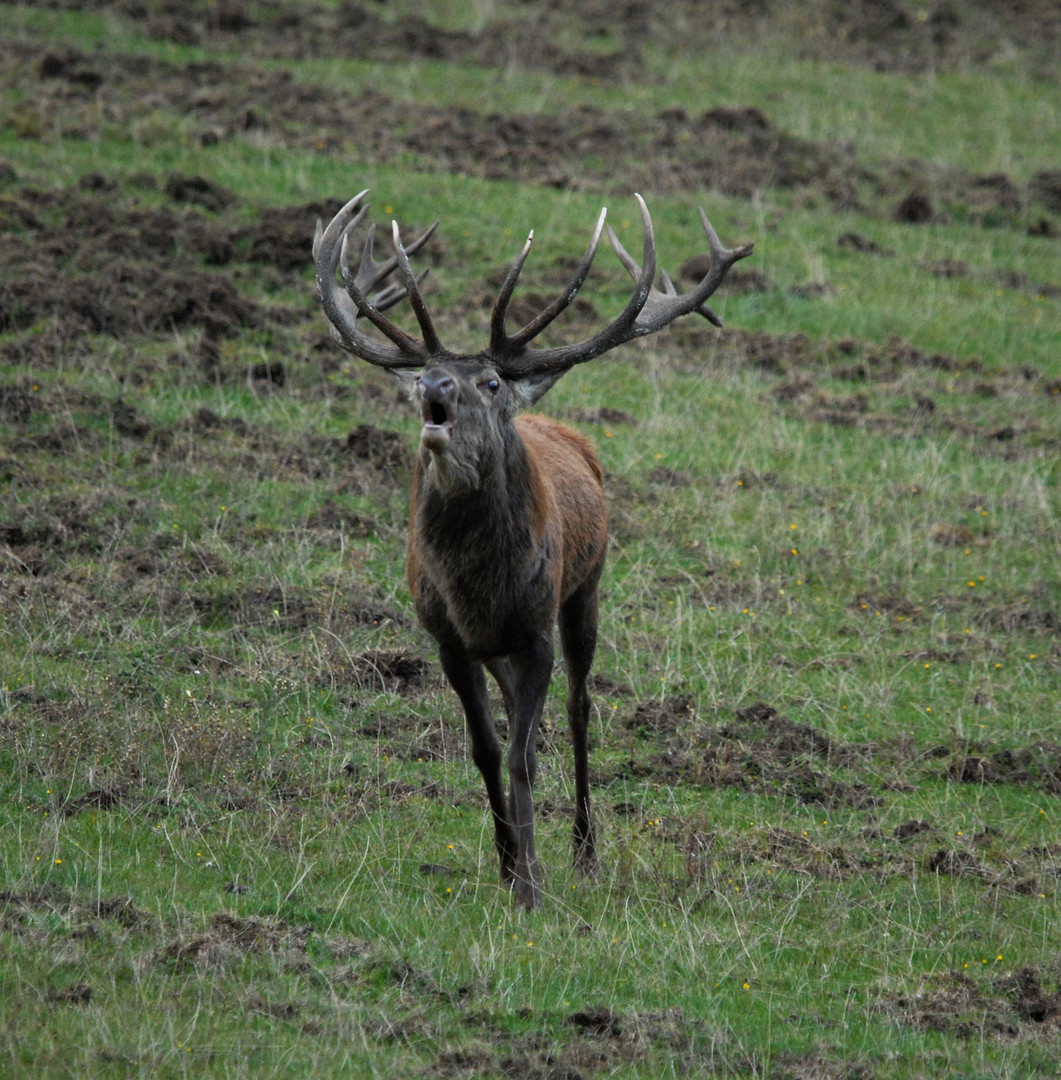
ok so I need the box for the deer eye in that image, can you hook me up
[485,378,500,393]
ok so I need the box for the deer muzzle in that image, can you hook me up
[418,369,456,450]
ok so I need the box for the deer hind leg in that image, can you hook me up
[485,656,517,720]
[438,644,518,884]
[559,583,599,875]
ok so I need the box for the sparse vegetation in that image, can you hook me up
[0,1,1059,1076]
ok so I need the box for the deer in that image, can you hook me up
[314,189,753,908]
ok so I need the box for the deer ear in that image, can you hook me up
[509,369,566,408]
[389,369,421,402]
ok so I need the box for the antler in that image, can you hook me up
[314,190,754,375]
[490,194,754,378]
[608,205,747,331]
[313,190,440,369]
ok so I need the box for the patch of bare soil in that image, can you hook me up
[0,885,150,931]
[159,911,310,972]
[30,0,1061,79]
[946,741,1061,794]
[0,174,335,344]
[880,965,1061,1039]
[428,1003,732,1079]
[344,423,411,474]
[190,582,405,633]
[60,785,127,817]
[345,650,432,693]
[687,329,1061,459]
[625,694,697,736]
[15,43,853,200]
[609,699,878,812]
[353,703,464,765]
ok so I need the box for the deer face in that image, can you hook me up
[416,362,502,449]
[401,361,539,495]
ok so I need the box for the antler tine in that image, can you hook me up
[605,191,658,330]
[391,220,443,355]
[370,276,417,313]
[356,219,440,301]
[488,230,535,356]
[647,206,754,329]
[353,222,435,314]
[684,206,756,327]
[490,207,610,359]
[313,188,370,263]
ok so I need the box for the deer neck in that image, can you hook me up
[415,422,543,573]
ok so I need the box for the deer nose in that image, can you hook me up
[419,369,456,403]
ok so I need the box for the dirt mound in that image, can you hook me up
[882,965,1061,1038]
[611,700,877,811]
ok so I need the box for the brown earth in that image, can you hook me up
[10,28,1060,217]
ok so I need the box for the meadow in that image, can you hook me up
[1,1,1059,1076]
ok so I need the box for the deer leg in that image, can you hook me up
[485,656,517,722]
[438,644,518,883]
[559,583,599,874]
[504,632,554,910]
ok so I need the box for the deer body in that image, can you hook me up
[314,188,752,907]
[409,409,606,658]
[407,381,607,907]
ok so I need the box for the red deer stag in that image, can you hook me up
[314,190,753,908]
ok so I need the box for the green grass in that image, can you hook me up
[1,1,1060,1076]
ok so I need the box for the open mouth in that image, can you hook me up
[420,400,454,447]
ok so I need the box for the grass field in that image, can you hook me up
[1,1,1060,1076]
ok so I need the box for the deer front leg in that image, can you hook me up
[438,644,518,883]
[505,633,554,910]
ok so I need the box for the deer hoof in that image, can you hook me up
[513,881,542,910]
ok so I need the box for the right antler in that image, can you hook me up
[314,190,754,374]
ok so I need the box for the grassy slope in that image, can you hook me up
[1,2,1059,1077]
